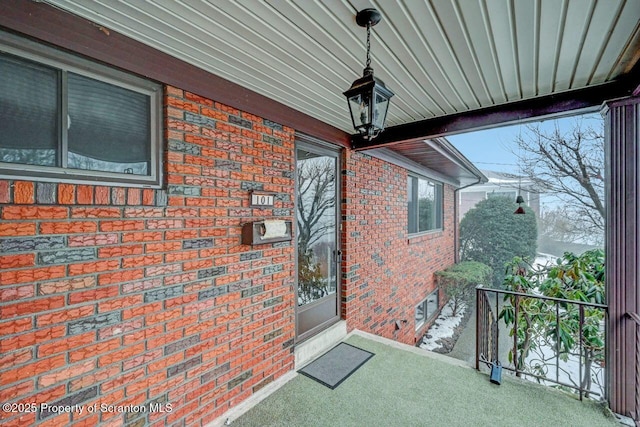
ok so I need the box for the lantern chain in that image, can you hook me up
[366,22,371,69]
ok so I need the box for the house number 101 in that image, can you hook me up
[250,192,275,207]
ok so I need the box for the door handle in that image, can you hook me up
[333,250,343,263]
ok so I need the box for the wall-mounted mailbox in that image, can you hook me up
[242,220,293,245]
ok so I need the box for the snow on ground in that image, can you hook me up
[533,253,558,268]
[419,300,465,351]
[419,253,557,353]
[524,339,605,399]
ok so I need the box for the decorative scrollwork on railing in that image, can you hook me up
[476,251,607,401]
[482,290,607,400]
[507,298,606,399]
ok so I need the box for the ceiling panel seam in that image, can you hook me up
[424,0,481,109]
[507,0,522,99]
[157,0,345,110]
[550,0,569,92]
[372,0,452,115]
[392,0,467,111]
[567,0,596,88]
[451,0,494,104]
[592,0,627,83]
[361,1,449,119]
[91,0,350,126]
[479,0,507,102]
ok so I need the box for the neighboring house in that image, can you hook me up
[459,170,541,219]
[0,6,485,426]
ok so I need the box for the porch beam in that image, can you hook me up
[353,78,639,150]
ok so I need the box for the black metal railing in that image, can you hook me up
[475,287,499,370]
[476,285,608,401]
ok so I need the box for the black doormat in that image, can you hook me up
[298,342,374,389]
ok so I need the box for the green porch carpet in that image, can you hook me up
[231,334,617,427]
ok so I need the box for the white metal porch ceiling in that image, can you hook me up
[45,0,640,136]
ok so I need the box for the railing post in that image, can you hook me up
[579,304,584,401]
[513,294,519,376]
[556,302,560,385]
[476,285,481,371]
[494,290,499,361]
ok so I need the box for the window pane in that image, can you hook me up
[426,290,438,319]
[67,73,150,175]
[418,179,435,231]
[407,176,417,233]
[416,290,439,329]
[435,183,443,229]
[415,303,425,326]
[409,176,444,234]
[0,54,58,166]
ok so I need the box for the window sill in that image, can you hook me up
[407,229,444,244]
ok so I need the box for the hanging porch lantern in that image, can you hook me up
[344,8,394,140]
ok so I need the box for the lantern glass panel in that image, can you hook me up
[372,91,389,129]
[348,93,371,128]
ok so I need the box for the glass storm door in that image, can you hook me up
[295,142,340,341]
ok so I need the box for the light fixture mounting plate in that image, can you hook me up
[356,8,381,27]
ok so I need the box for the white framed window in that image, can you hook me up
[415,289,439,330]
[408,175,443,234]
[0,31,162,187]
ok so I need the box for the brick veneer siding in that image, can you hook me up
[0,86,459,426]
[341,150,456,345]
[0,86,296,426]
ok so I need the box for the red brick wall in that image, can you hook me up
[341,151,456,345]
[0,86,296,426]
[1,83,460,426]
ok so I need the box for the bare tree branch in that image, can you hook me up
[297,157,336,252]
[511,117,604,244]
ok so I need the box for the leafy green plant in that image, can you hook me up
[435,261,492,316]
[499,249,605,397]
[297,248,327,305]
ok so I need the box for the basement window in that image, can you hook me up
[0,31,162,187]
[407,175,443,234]
[415,289,439,330]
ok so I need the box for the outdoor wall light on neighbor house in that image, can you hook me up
[344,8,394,140]
[514,194,526,214]
[514,172,526,214]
